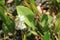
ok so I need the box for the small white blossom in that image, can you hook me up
[18,23,26,30]
[15,15,26,30]
[20,16,25,22]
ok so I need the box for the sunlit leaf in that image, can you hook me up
[16,6,35,30]
[57,0,60,3]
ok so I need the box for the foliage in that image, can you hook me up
[0,0,60,40]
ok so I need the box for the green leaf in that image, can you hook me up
[29,0,35,5]
[27,32,32,37]
[30,3,38,14]
[0,0,5,6]
[24,17,35,30]
[56,13,60,19]
[55,13,60,27]
[54,13,60,40]
[0,6,15,33]
[16,6,35,30]
[41,14,50,32]
[2,24,9,36]
[41,14,48,27]
[15,0,21,5]
[29,0,38,14]
[55,13,60,32]
[43,25,49,32]
[30,31,38,35]
[48,15,53,24]
[57,0,60,3]
[0,6,11,26]
[43,31,50,40]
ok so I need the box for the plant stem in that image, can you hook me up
[22,31,26,40]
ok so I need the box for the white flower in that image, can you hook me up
[20,15,25,22]
[15,15,26,30]
[18,23,26,30]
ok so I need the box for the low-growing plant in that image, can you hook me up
[0,0,60,40]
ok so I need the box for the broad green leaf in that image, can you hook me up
[24,17,35,30]
[16,6,35,30]
[41,14,48,27]
[43,31,50,40]
[16,6,34,21]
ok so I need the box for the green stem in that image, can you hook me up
[22,31,26,40]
